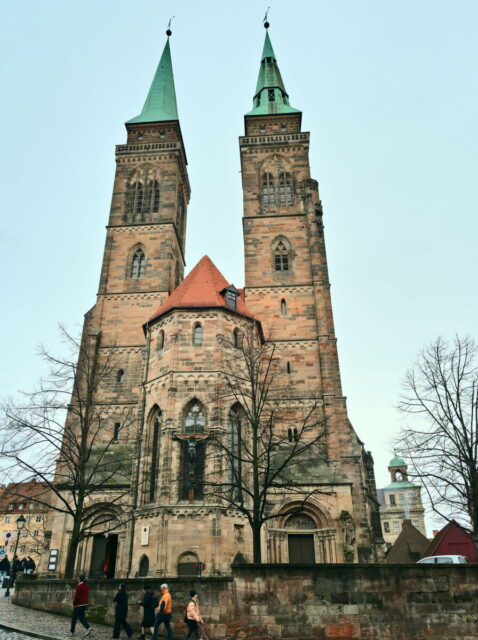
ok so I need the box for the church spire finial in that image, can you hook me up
[263,6,270,29]
[126,28,178,124]
[166,16,174,37]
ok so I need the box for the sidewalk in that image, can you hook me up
[0,587,114,640]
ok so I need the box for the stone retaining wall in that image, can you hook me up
[13,564,478,639]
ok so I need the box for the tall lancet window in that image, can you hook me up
[274,240,290,272]
[149,409,162,502]
[131,247,146,278]
[279,172,293,206]
[262,173,275,207]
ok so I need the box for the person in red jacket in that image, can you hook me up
[66,575,92,637]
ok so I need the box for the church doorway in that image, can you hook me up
[90,534,118,578]
[288,534,315,564]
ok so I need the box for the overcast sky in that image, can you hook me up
[1,1,477,532]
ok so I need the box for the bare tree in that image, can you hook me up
[190,327,329,563]
[396,336,478,546]
[0,326,136,578]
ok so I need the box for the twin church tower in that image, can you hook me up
[49,26,383,577]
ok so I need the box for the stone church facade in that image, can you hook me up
[46,27,384,578]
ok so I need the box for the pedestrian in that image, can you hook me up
[113,583,133,639]
[0,555,10,584]
[23,556,36,575]
[66,574,92,637]
[11,556,21,586]
[184,590,204,640]
[152,584,172,640]
[137,585,157,640]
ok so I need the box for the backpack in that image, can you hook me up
[184,602,189,623]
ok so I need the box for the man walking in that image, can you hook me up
[152,584,172,640]
[66,574,92,637]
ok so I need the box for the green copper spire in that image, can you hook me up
[246,29,300,117]
[127,37,178,124]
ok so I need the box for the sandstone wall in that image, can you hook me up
[13,564,478,639]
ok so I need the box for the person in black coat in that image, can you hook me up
[0,556,10,584]
[113,583,133,639]
[11,556,21,586]
[137,585,157,640]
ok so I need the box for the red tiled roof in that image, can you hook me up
[148,255,256,324]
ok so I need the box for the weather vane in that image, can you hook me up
[166,16,175,37]
[263,6,270,29]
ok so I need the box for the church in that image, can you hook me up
[47,24,384,578]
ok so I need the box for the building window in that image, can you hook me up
[389,494,396,506]
[149,410,161,502]
[412,520,420,529]
[262,173,275,207]
[116,369,124,383]
[8,504,13,511]
[184,401,206,434]
[150,180,160,213]
[233,328,243,349]
[114,422,121,440]
[393,521,400,531]
[126,181,144,216]
[131,247,146,278]
[286,362,291,374]
[180,438,205,501]
[279,172,293,206]
[18,504,24,510]
[274,240,290,271]
[281,299,287,315]
[225,288,238,309]
[3,516,10,524]
[138,555,149,577]
[33,530,39,537]
[35,516,42,523]
[228,405,243,495]
[398,493,405,505]
[19,545,26,554]
[158,329,165,351]
[383,522,390,533]
[268,88,275,102]
[287,428,299,443]
[193,324,203,346]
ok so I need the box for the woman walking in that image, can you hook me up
[113,583,133,639]
[137,585,157,640]
[184,591,204,640]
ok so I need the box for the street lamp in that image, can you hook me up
[5,515,26,597]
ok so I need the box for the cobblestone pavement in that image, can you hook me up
[0,587,115,640]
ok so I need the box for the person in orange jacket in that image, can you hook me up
[152,584,172,640]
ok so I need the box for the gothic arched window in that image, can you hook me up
[262,173,275,207]
[127,181,144,216]
[193,323,203,346]
[149,410,162,502]
[116,369,124,383]
[274,240,290,272]
[151,180,160,213]
[228,405,243,495]
[157,330,165,351]
[279,172,293,206]
[281,299,287,316]
[131,247,146,278]
[184,401,205,434]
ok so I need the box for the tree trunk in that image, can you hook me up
[252,524,262,563]
[64,533,80,579]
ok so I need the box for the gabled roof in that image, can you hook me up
[147,255,256,325]
[385,520,429,563]
[424,519,474,557]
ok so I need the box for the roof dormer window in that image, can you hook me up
[223,285,238,310]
